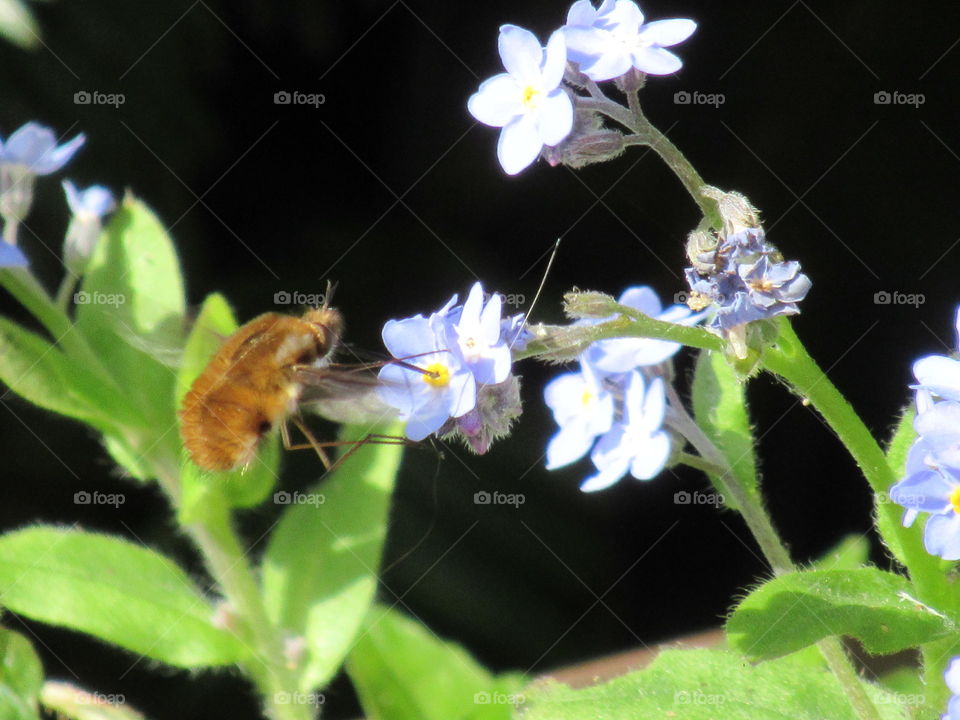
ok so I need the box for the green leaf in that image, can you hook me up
[811,534,870,571]
[0,316,139,431]
[174,294,279,518]
[0,527,247,667]
[0,628,43,720]
[263,422,404,692]
[76,196,186,468]
[691,348,759,509]
[727,568,953,659]
[347,605,511,720]
[520,648,909,720]
[41,681,146,720]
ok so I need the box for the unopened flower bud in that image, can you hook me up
[563,290,620,319]
[701,187,761,236]
[543,129,626,169]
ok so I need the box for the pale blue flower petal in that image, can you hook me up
[498,24,543,86]
[537,89,574,146]
[541,30,569,91]
[607,0,644,33]
[382,315,436,359]
[566,0,598,27]
[924,513,960,560]
[630,46,683,75]
[582,424,631,491]
[497,113,542,175]
[914,355,960,401]
[0,241,28,267]
[468,74,524,127]
[445,369,477,418]
[630,430,671,480]
[944,657,960,695]
[638,18,697,47]
[546,422,597,469]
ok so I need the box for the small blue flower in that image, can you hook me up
[913,307,960,403]
[62,180,115,274]
[468,25,574,175]
[0,122,86,227]
[890,445,960,560]
[564,0,697,81]
[378,310,476,441]
[580,371,670,492]
[684,228,811,334]
[447,282,512,385]
[583,285,704,372]
[544,360,614,469]
[0,122,85,175]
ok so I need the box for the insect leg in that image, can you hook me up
[282,417,334,469]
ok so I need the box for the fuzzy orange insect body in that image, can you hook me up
[180,308,344,471]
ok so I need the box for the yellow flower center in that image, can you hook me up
[950,486,960,515]
[522,85,541,110]
[423,361,451,388]
[749,278,776,293]
[580,389,593,407]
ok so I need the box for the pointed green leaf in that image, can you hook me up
[347,605,511,720]
[811,534,870,571]
[0,628,43,720]
[263,422,404,691]
[0,316,139,431]
[521,648,910,720]
[878,406,920,568]
[692,349,758,509]
[727,568,953,660]
[41,682,146,720]
[0,527,248,667]
[76,196,186,465]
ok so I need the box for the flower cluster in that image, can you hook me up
[890,306,960,560]
[378,282,523,452]
[683,224,811,357]
[468,1,696,174]
[544,286,701,491]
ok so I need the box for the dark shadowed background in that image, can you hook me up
[2,1,960,718]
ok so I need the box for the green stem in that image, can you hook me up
[153,466,308,720]
[761,317,955,714]
[666,373,881,720]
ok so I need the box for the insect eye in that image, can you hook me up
[256,418,273,437]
